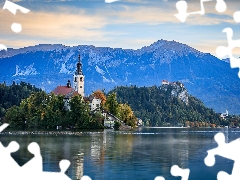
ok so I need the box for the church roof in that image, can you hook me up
[52,86,79,98]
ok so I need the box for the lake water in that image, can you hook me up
[0,127,239,180]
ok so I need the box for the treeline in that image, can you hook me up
[0,81,41,119]
[4,91,104,129]
[2,81,236,128]
[2,84,137,129]
[109,85,224,127]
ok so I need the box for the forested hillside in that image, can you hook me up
[109,84,222,127]
[0,81,42,119]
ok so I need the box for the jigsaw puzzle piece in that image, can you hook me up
[154,177,165,180]
[41,172,71,180]
[171,165,190,180]
[205,132,240,165]
[11,23,22,33]
[175,0,211,23]
[0,124,20,175]
[0,123,9,132]
[217,171,233,180]
[205,132,240,180]
[3,0,30,15]
[233,11,240,22]
[0,141,21,179]
[0,44,7,51]
[59,159,70,174]
[2,0,30,33]
[81,175,92,180]
[40,159,71,180]
[21,142,42,176]
[215,0,227,12]
[175,0,188,22]
[217,162,240,180]
[175,0,226,22]
[216,28,240,77]
[154,165,189,180]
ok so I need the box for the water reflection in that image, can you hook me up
[0,128,238,180]
[74,152,84,180]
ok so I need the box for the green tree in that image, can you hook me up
[0,81,41,119]
[5,105,26,128]
[68,95,92,128]
[118,103,137,127]
[114,121,121,130]
[105,93,119,116]
[41,93,66,129]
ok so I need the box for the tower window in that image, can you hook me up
[80,77,83,82]
[74,77,77,82]
[80,86,82,88]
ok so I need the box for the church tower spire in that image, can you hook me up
[73,55,84,97]
[76,55,83,75]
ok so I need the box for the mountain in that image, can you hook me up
[108,84,222,127]
[0,40,240,114]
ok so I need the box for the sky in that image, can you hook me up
[0,0,240,57]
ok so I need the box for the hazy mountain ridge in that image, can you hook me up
[0,40,239,114]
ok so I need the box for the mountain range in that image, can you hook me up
[0,40,239,114]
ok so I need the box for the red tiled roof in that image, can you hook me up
[52,86,79,97]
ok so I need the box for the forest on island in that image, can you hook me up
[0,82,136,129]
[4,91,104,129]
[109,85,229,127]
[1,81,240,129]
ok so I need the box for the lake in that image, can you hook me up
[0,127,238,180]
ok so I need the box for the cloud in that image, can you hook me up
[0,0,239,51]
[95,2,235,25]
[0,8,108,40]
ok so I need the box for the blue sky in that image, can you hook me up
[0,0,240,57]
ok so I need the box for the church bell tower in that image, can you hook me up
[73,55,84,97]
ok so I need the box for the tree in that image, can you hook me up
[114,121,121,130]
[68,95,99,129]
[0,81,41,119]
[5,105,25,128]
[105,93,119,116]
[41,93,66,129]
[118,103,137,127]
[93,90,107,106]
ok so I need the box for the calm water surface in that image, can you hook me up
[0,127,238,180]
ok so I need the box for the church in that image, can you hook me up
[51,55,129,129]
[52,55,101,111]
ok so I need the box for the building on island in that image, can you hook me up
[52,55,95,111]
[162,80,184,88]
[162,80,169,85]
[52,80,79,111]
[73,55,84,97]
[51,55,122,128]
[84,95,101,112]
[220,110,228,119]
